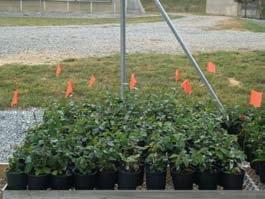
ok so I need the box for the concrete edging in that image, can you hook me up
[2,190,265,199]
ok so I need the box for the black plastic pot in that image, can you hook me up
[254,161,260,175]
[145,170,166,190]
[118,169,141,190]
[258,161,265,183]
[221,169,245,190]
[74,171,97,190]
[171,167,195,190]
[196,171,219,190]
[50,174,73,190]
[96,171,117,190]
[6,170,27,190]
[27,173,50,190]
[137,164,145,186]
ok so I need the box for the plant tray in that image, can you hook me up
[2,164,265,199]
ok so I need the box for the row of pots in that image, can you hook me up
[6,166,245,190]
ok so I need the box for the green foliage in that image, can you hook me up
[10,93,265,177]
[72,145,98,175]
[145,152,168,173]
[7,146,27,172]
[245,107,265,162]
[142,0,206,13]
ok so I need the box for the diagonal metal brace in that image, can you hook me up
[154,0,224,110]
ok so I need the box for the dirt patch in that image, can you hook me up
[228,77,242,87]
[212,18,245,31]
[0,54,82,66]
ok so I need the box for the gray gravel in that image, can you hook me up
[0,109,43,162]
[0,15,264,65]
[0,15,264,162]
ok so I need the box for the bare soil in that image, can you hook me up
[214,18,245,31]
[228,77,242,87]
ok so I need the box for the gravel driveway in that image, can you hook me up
[0,15,265,65]
[0,15,265,162]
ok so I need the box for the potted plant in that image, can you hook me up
[220,148,246,190]
[245,107,265,175]
[145,151,168,190]
[19,127,52,190]
[169,150,195,190]
[144,120,175,190]
[95,134,119,190]
[115,129,145,190]
[6,147,27,190]
[72,144,98,190]
[253,146,265,183]
[49,139,74,190]
[191,147,220,190]
[117,153,142,190]
[24,148,51,190]
[220,105,253,149]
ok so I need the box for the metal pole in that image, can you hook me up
[120,0,126,101]
[39,0,42,15]
[20,0,23,12]
[43,0,46,11]
[112,0,116,15]
[154,0,224,110]
[90,1,93,15]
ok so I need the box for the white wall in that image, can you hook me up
[206,0,240,16]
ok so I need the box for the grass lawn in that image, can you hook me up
[142,0,206,13]
[0,51,264,109]
[0,15,182,26]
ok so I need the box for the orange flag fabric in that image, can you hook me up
[207,62,216,73]
[65,80,73,98]
[129,73,137,90]
[11,90,19,107]
[56,64,62,77]
[88,75,96,87]
[181,79,192,94]
[249,89,263,108]
[175,69,180,82]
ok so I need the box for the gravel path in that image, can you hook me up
[0,109,43,162]
[0,15,265,162]
[0,15,264,65]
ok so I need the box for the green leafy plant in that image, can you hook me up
[7,146,27,173]
[145,152,168,173]
[72,145,98,175]
[95,133,120,172]
[221,148,246,174]
[169,150,193,174]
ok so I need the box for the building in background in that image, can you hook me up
[206,0,264,19]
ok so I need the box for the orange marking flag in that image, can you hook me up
[65,80,73,98]
[181,79,192,94]
[249,89,263,108]
[88,75,96,87]
[175,69,180,82]
[56,64,62,77]
[11,90,19,107]
[207,62,216,73]
[129,73,137,90]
